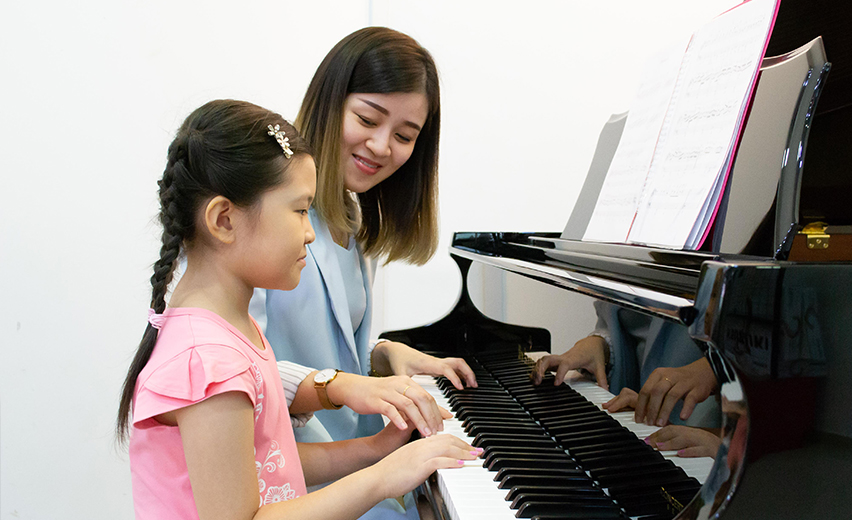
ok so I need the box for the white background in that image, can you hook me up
[0,1,738,518]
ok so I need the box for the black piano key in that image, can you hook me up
[604,473,700,496]
[505,485,608,503]
[475,436,560,450]
[482,446,570,461]
[498,474,596,490]
[596,466,689,488]
[467,423,548,437]
[457,411,531,423]
[555,431,638,449]
[542,414,621,430]
[516,501,625,519]
[589,460,675,479]
[493,467,588,483]
[508,489,611,507]
[487,456,577,472]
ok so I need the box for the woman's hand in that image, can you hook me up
[372,341,477,390]
[645,425,722,458]
[329,373,450,437]
[634,358,718,426]
[602,387,637,412]
[370,433,482,500]
[531,336,609,390]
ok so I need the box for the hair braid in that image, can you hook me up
[149,151,190,312]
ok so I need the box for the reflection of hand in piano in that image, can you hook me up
[645,425,722,458]
[633,358,718,427]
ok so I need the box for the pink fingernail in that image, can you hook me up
[457,460,465,466]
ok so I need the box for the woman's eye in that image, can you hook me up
[396,133,413,144]
[357,115,375,126]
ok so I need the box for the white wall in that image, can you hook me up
[0,1,738,518]
[369,0,740,351]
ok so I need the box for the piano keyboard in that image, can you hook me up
[415,351,715,520]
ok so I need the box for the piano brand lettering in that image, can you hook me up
[725,328,771,351]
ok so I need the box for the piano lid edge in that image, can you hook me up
[450,245,697,325]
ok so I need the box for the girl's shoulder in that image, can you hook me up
[138,308,260,399]
[132,309,267,425]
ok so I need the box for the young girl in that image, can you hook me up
[254,27,477,451]
[117,99,478,520]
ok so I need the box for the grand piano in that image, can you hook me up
[380,2,852,519]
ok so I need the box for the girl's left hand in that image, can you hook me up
[374,341,477,390]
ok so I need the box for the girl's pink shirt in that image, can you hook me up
[129,307,307,519]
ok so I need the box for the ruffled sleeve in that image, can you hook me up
[133,344,255,426]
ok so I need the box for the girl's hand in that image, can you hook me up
[531,336,609,390]
[645,425,722,458]
[634,358,718,427]
[373,341,477,390]
[370,434,482,499]
[330,373,451,437]
[602,387,638,412]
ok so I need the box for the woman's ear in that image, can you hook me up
[203,196,237,244]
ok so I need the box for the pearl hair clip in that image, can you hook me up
[267,124,294,158]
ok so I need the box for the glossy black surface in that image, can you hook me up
[389,231,852,520]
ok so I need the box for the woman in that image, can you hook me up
[253,27,476,454]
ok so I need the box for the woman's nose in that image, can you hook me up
[366,129,391,157]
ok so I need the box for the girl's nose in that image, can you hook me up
[305,221,316,245]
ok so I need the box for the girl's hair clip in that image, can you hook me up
[267,124,294,158]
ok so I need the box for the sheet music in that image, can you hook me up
[582,38,689,243]
[627,0,778,248]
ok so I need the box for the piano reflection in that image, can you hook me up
[380,2,852,518]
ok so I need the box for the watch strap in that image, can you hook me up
[315,370,342,410]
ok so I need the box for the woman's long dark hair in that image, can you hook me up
[296,27,441,265]
[116,99,310,443]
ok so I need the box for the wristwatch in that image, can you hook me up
[313,368,343,410]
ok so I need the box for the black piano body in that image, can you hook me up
[380,2,852,517]
[382,231,852,519]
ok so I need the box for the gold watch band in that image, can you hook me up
[314,369,342,410]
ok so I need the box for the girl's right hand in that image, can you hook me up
[370,434,481,499]
[329,373,450,437]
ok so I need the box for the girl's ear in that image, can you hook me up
[203,196,237,244]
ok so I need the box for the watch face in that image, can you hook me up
[315,368,336,383]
